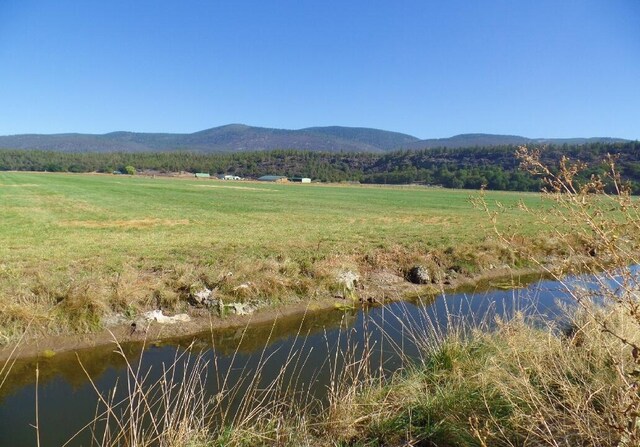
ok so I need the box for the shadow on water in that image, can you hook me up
[0,272,583,446]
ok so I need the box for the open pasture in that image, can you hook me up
[0,172,547,340]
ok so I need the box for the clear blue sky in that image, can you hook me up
[1,0,638,139]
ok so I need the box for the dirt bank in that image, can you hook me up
[0,265,551,363]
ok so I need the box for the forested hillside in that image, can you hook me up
[0,125,420,153]
[0,124,628,153]
[1,141,639,192]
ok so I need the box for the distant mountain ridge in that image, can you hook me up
[0,124,630,153]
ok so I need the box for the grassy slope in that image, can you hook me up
[0,172,547,340]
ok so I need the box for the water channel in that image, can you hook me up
[0,273,588,446]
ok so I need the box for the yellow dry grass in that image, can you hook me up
[59,218,190,229]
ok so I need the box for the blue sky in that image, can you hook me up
[0,0,638,139]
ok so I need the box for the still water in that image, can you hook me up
[0,274,581,446]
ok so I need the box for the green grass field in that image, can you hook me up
[0,172,549,340]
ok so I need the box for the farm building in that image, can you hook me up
[194,173,210,179]
[290,177,311,183]
[258,175,288,182]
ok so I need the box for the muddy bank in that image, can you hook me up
[0,265,550,363]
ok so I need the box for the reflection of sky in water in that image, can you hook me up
[1,269,636,446]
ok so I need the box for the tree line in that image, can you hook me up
[1,141,639,192]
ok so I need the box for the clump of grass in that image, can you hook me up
[0,297,52,341]
[332,303,635,446]
[53,276,111,333]
[109,265,162,314]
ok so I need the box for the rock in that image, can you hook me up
[216,300,258,316]
[337,271,359,291]
[193,288,212,301]
[230,302,253,316]
[190,287,218,308]
[142,309,191,324]
[407,266,431,284]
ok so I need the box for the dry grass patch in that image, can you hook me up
[60,218,190,229]
[194,184,278,192]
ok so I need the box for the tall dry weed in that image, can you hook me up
[473,147,640,445]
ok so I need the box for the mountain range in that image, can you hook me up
[0,124,630,153]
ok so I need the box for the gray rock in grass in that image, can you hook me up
[337,271,360,291]
[407,265,431,284]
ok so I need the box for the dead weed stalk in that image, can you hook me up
[475,147,640,445]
